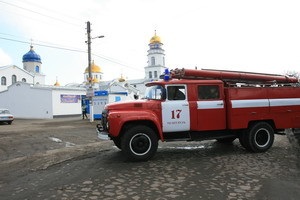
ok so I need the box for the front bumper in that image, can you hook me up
[96,124,110,140]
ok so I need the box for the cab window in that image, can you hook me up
[198,85,220,100]
[167,86,186,100]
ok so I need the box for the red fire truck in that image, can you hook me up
[97,68,300,161]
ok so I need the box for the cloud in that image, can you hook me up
[0,48,13,66]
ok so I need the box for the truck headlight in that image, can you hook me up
[106,121,109,130]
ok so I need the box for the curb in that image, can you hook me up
[0,141,113,175]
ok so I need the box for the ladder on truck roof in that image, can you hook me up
[169,68,298,84]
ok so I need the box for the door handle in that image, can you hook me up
[182,104,189,106]
[217,103,224,106]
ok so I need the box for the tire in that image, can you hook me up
[239,130,250,150]
[217,137,236,143]
[244,122,274,153]
[121,125,158,162]
[112,138,122,150]
[7,121,12,125]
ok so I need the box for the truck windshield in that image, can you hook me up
[144,85,165,100]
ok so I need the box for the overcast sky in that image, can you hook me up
[1,0,300,85]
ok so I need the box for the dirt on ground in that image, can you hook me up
[0,117,101,162]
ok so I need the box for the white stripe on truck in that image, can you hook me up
[197,101,224,109]
[231,99,269,108]
[231,98,300,108]
[269,98,300,107]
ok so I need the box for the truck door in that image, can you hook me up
[197,84,226,131]
[161,85,190,132]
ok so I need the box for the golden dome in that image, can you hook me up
[84,61,102,73]
[54,77,60,86]
[150,31,161,44]
[118,75,125,82]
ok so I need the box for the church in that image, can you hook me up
[81,32,167,119]
[83,31,167,95]
[0,45,45,92]
[0,46,85,119]
[0,32,167,119]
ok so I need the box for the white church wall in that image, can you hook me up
[0,66,34,92]
[149,53,165,67]
[0,83,53,119]
[23,61,41,73]
[52,89,86,116]
[34,74,46,84]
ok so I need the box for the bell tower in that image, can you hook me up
[22,45,45,84]
[145,31,166,80]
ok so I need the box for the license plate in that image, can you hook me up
[1,117,8,119]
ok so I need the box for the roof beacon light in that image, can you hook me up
[164,68,170,81]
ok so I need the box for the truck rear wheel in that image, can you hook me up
[121,125,158,161]
[243,122,274,152]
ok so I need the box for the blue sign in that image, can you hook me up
[115,96,121,102]
[94,91,108,96]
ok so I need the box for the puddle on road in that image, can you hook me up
[48,137,63,143]
[48,137,76,147]
[65,142,76,147]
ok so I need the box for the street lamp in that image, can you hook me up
[87,35,104,84]
[92,35,105,39]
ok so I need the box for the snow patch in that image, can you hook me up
[48,137,63,143]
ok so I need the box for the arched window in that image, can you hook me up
[22,78,26,82]
[151,57,155,66]
[1,76,6,85]
[154,71,158,78]
[12,75,17,84]
[149,71,152,79]
[35,66,40,73]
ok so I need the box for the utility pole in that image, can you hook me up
[86,21,94,122]
[87,21,92,84]
[86,21,104,122]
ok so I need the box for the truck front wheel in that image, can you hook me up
[112,138,121,150]
[121,125,158,161]
[244,122,274,153]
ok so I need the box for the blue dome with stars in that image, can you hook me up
[22,45,42,63]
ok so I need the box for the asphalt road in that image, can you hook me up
[0,118,299,200]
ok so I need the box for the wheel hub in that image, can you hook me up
[129,133,152,156]
[254,128,270,148]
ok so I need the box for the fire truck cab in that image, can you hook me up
[97,68,300,161]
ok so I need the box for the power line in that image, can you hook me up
[0,36,144,72]
[0,0,82,27]
[92,53,144,72]
[0,7,84,35]
[0,36,87,53]
[0,32,85,52]
[12,0,84,23]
